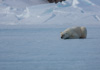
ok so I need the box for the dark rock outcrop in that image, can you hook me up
[48,0,65,3]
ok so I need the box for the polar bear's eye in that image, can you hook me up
[62,35,65,37]
[61,34,64,37]
[63,35,65,36]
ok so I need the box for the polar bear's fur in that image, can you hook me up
[61,27,87,39]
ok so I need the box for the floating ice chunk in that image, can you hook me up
[72,0,79,8]
[57,1,71,7]
[56,0,79,8]
[16,7,30,20]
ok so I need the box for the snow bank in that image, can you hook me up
[0,0,100,26]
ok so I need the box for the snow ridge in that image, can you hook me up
[16,7,30,20]
[0,0,100,25]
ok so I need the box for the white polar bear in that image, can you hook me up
[61,26,87,39]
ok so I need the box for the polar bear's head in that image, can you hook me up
[61,32,69,39]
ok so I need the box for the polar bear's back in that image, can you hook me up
[71,27,87,38]
[65,27,87,38]
[71,27,82,37]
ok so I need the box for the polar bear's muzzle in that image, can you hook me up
[61,35,63,39]
[61,34,69,39]
[61,34,64,39]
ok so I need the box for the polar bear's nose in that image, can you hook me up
[61,35,63,39]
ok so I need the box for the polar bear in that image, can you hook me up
[61,27,87,39]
